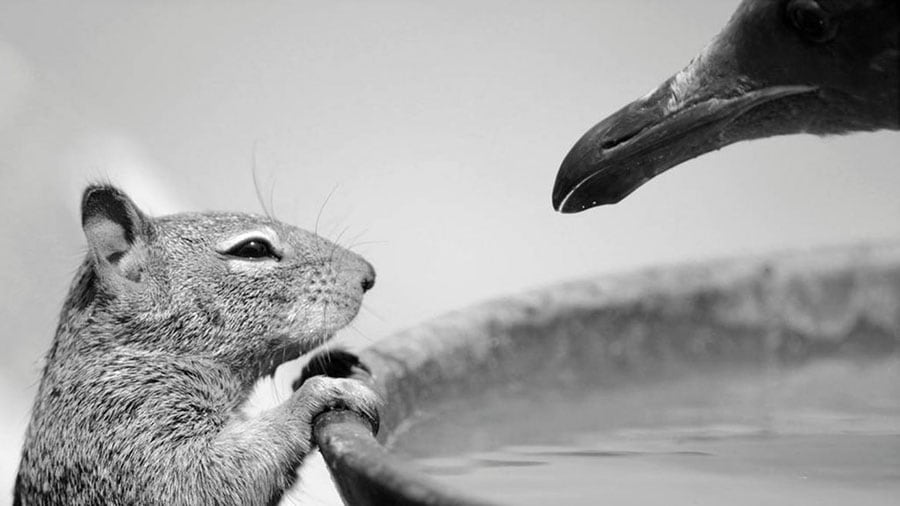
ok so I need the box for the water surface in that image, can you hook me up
[392,359,900,505]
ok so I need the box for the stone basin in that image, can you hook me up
[313,244,900,506]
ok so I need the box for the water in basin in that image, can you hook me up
[390,359,900,505]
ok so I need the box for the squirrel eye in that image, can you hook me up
[786,0,837,43]
[225,238,279,260]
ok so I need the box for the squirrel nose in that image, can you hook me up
[360,262,376,293]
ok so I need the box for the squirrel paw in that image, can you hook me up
[294,375,381,435]
[294,348,371,391]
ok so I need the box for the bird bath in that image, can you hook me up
[313,244,900,505]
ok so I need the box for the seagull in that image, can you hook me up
[552,0,899,213]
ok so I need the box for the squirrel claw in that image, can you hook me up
[295,376,382,436]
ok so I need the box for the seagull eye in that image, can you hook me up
[786,0,837,43]
[225,238,279,260]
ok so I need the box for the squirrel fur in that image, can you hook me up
[14,185,380,505]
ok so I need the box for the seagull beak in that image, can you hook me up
[552,72,816,213]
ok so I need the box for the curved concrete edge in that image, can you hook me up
[315,243,900,505]
[314,410,492,506]
[365,242,900,438]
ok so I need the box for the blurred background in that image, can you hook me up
[1,0,898,500]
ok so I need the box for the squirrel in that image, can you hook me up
[14,184,381,505]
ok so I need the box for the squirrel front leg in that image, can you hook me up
[153,377,380,506]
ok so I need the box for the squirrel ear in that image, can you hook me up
[81,185,151,284]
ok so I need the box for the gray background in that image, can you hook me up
[2,0,898,500]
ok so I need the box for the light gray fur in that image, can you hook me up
[15,185,380,505]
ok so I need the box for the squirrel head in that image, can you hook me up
[73,184,375,376]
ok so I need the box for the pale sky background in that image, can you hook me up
[1,0,899,500]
